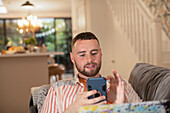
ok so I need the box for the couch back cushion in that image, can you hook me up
[128,63,170,101]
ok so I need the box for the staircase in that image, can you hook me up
[105,0,170,68]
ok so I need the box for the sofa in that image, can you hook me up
[29,63,170,113]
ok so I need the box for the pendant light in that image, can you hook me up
[21,1,34,9]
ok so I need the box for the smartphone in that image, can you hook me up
[87,77,107,103]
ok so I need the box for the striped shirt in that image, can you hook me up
[41,76,142,113]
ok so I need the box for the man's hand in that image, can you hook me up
[64,90,106,113]
[106,69,125,104]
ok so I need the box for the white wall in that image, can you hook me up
[87,0,139,80]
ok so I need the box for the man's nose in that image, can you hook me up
[86,54,93,62]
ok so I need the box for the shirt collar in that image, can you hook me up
[74,74,110,90]
[73,74,85,87]
[73,74,104,87]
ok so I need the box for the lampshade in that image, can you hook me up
[21,1,34,9]
[0,7,8,13]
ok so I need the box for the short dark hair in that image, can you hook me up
[71,32,100,49]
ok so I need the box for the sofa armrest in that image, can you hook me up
[37,85,51,113]
[128,63,170,101]
[29,84,51,113]
[29,96,38,113]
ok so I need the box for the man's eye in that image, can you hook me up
[91,52,97,55]
[80,54,85,57]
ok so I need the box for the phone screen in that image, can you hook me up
[87,77,107,103]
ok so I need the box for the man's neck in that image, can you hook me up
[78,73,101,80]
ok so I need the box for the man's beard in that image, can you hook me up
[75,61,101,77]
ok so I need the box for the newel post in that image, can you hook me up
[152,18,162,66]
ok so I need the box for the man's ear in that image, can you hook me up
[100,48,102,56]
[70,52,75,64]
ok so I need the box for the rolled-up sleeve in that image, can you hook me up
[123,79,142,103]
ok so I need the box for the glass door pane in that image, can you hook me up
[0,20,4,51]
[6,19,23,47]
[55,18,73,73]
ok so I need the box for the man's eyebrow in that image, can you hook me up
[77,49,99,54]
[77,51,86,54]
[91,49,99,52]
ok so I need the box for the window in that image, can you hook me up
[0,18,73,74]
[0,20,4,51]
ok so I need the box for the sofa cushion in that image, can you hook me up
[128,63,170,101]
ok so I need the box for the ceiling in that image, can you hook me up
[0,0,72,18]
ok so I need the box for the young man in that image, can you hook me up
[41,32,138,113]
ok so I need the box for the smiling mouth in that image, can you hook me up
[85,64,96,69]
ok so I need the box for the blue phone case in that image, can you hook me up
[87,77,107,103]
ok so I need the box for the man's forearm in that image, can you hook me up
[63,104,79,113]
